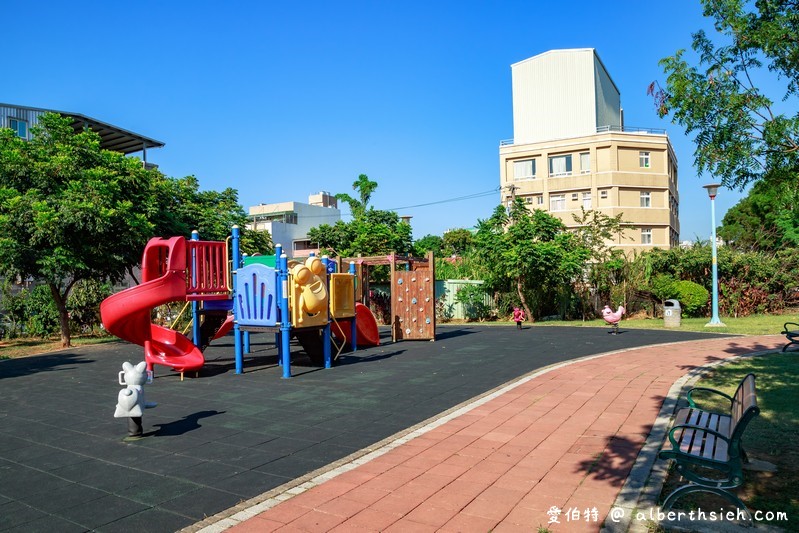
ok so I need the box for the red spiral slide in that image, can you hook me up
[100,237,204,374]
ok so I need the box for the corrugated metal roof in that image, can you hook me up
[0,103,164,154]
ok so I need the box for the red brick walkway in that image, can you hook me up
[206,335,784,533]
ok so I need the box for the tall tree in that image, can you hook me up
[473,200,589,320]
[0,114,164,346]
[308,177,412,258]
[155,176,272,258]
[335,173,378,219]
[718,178,799,251]
[649,0,799,190]
[0,113,270,346]
[571,207,631,316]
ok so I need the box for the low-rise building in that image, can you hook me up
[248,192,341,256]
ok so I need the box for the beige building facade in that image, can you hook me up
[499,49,679,254]
[248,192,341,256]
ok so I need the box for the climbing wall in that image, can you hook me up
[391,270,435,341]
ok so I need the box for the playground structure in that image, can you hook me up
[100,227,377,379]
[341,252,436,343]
[100,234,229,378]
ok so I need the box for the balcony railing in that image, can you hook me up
[595,125,666,134]
[500,125,666,146]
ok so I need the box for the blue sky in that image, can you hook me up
[6,1,746,242]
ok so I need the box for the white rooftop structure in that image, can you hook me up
[511,48,622,144]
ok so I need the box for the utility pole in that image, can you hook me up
[505,184,518,211]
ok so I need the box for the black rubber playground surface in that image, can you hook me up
[0,325,729,532]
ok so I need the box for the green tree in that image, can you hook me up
[571,207,631,317]
[155,176,272,258]
[0,113,269,346]
[442,228,474,256]
[336,173,378,218]
[0,114,166,346]
[649,0,799,190]
[473,200,589,320]
[308,176,412,258]
[718,178,799,251]
[414,234,443,257]
[67,279,112,333]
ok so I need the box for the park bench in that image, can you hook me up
[781,321,799,352]
[658,373,759,521]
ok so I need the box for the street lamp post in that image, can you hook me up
[703,183,725,327]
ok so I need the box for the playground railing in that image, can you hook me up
[186,240,230,300]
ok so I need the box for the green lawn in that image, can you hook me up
[484,313,797,336]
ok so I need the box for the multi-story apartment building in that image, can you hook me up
[499,49,679,254]
[247,192,341,256]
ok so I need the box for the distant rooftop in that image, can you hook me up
[1,103,164,155]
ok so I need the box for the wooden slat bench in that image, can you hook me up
[658,373,760,521]
[781,321,799,352]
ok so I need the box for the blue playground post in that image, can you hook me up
[321,256,332,369]
[349,261,357,353]
[278,253,291,378]
[274,244,283,364]
[231,226,244,374]
[191,230,201,348]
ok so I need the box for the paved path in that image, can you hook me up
[0,326,783,532]
[207,334,785,533]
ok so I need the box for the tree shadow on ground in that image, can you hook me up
[575,420,657,488]
[431,327,478,341]
[0,352,94,380]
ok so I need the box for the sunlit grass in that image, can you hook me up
[0,335,117,359]
[450,313,797,336]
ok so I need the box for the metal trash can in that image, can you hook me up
[664,299,681,328]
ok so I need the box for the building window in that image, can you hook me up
[580,152,590,174]
[640,191,651,208]
[252,211,298,224]
[550,194,566,211]
[641,228,652,245]
[513,159,536,180]
[293,240,315,251]
[571,193,578,201]
[600,190,608,199]
[536,195,543,205]
[582,192,592,209]
[525,196,532,204]
[548,154,572,177]
[639,151,651,168]
[9,118,28,139]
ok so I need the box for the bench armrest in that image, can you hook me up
[782,322,799,333]
[667,423,730,449]
[687,387,733,409]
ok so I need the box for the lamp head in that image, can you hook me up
[703,183,722,199]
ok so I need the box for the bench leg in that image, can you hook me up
[662,484,753,524]
[675,462,740,489]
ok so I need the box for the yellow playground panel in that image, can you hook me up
[329,273,356,319]
[289,257,329,328]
